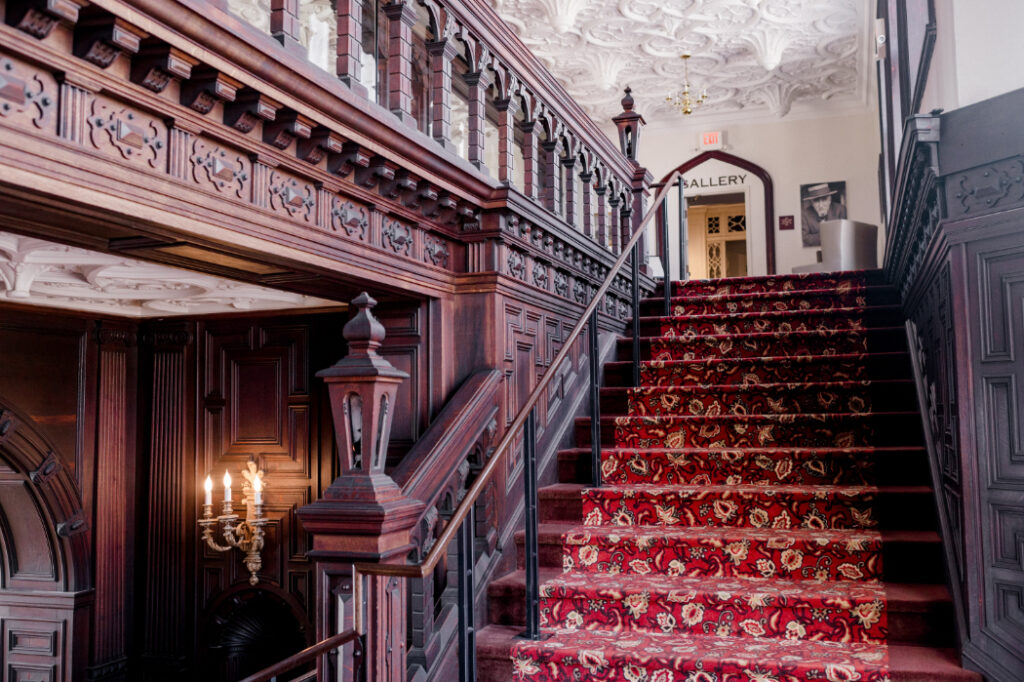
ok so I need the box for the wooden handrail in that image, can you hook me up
[237,629,360,682]
[352,170,683,595]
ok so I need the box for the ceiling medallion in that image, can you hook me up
[665,54,708,115]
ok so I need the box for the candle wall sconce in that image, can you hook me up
[199,461,268,585]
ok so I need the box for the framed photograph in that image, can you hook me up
[800,181,847,247]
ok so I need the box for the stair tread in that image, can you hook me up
[636,303,902,321]
[610,351,910,366]
[480,624,980,681]
[611,379,913,392]
[546,482,932,495]
[561,445,927,454]
[532,522,941,543]
[649,283,892,303]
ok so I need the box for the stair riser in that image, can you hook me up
[636,333,871,361]
[574,414,923,449]
[670,273,885,297]
[561,534,883,582]
[643,308,904,336]
[641,288,899,316]
[580,490,936,531]
[540,593,887,643]
[489,582,953,647]
[560,448,932,487]
[622,384,915,417]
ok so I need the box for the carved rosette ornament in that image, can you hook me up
[190,140,249,198]
[0,57,54,129]
[330,198,369,240]
[268,171,315,220]
[382,217,413,256]
[88,100,163,167]
[423,234,450,268]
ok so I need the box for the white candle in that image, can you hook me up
[223,471,232,503]
[253,476,263,506]
[204,475,213,506]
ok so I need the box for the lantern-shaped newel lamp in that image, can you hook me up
[316,292,410,504]
[612,86,646,162]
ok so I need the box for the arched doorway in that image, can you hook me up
[657,150,776,277]
[0,398,92,682]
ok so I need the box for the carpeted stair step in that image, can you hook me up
[638,304,905,336]
[580,483,935,531]
[538,572,888,643]
[560,524,885,582]
[668,270,888,297]
[480,625,980,682]
[617,327,907,361]
[558,446,932,487]
[489,572,955,647]
[613,380,914,416]
[639,284,898,317]
[511,627,893,681]
[604,352,912,387]
[575,412,923,449]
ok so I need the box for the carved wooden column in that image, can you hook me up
[336,0,368,96]
[594,184,607,248]
[608,195,620,253]
[519,118,540,200]
[562,154,578,229]
[427,35,459,148]
[384,1,417,125]
[298,293,422,682]
[620,203,634,256]
[463,68,492,172]
[89,322,135,682]
[541,140,562,215]
[495,94,519,186]
[580,171,593,238]
[140,323,195,678]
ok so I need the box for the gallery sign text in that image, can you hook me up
[682,174,747,189]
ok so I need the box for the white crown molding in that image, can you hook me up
[0,231,338,318]
[492,0,870,127]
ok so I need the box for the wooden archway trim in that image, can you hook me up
[658,150,776,274]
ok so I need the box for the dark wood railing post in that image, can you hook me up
[384,1,417,125]
[607,195,620,253]
[336,0,368,96]
[297,293,423,682]
[521,409,540,640]
[541,140,561,215]
[630,241,641,388]
[463,68,492,172]
[594,184,607,249]
[620,205,633,262]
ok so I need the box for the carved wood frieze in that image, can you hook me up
[329,197,369,241]
[189,138,251,199]
[268,169,315,221]
[87,98,165,168]
[382,217,414,257]
[423,234,450,268]
[946,157,1024,217]
[0,54,56,132]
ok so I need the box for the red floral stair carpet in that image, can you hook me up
[510,271,943,682]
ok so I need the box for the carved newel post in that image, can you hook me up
[613,87,654,273]
[298,292,423,682]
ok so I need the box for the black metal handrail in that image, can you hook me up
[255,170,686,682]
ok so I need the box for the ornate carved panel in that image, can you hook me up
[86,96,166,168]
[0,53,57,134]
[189,137,251,200]
[329,196,370,241]
[267,168,316,222]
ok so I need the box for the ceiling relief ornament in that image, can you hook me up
[491,0,867,124]
[0,232,337,317]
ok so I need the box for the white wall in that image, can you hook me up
[638,109,883,275]
[921,0,1024,112]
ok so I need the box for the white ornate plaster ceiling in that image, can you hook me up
[0,232,339,318]
[492,0,870,125]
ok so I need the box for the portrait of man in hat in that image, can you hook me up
[800,181,847,247]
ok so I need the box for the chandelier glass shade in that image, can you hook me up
[666,53,708,115]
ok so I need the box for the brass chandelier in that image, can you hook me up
[666,53,708,115]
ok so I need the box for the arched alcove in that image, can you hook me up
[657,150,776,276]
[0,397,92,681]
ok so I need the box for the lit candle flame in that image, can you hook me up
[223,471,231,488]
[253,476,262,492]
[204,476,213,493]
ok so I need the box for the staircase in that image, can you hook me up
[477,271,980,682]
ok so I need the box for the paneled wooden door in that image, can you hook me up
[687,202,748,279]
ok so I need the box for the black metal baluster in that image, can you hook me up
[661,198,671,317]
[589,309,602,488]
[522,409,540,640]
[457,505,477,682]
[678,179,688,281]
[631,242,641,387]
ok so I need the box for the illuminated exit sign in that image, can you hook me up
[700,131,724,150]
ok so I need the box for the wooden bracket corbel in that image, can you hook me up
[131,43,199,93]
[263,109,313,149]
[424,191,458,223]
[298,126,344,165]
[74,14,147,69]
[381,169,418,200]
[454,201,478,228]
[7,0,87,39]
[406,179,437,212]
[181,67,240,115]
[355,155,397,189]
[328,141,371,178]
[224,88,281,133]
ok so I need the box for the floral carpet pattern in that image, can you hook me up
[512,271,904,681]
